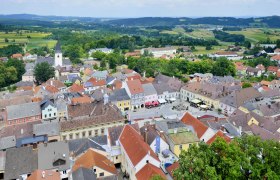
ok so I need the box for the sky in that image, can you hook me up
[0,0,279,18]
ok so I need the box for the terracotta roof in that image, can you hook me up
[277,70,280,78]
[72,149,117,175]
[71,95,93,104]
[112,80,122,90]
[122,68,135,74]
[126,74,141,81]
[27,170,60,180]
[69,84,85,93]
[45,85,59,94]
[84,68,93,76]
[87,77,106,87]
[119,125,159,166]
[181,112,208,139]
[206,130,231,145]
[271,54,280,61]
[260,80,271,86]
[136,163,166,180]
[166,162,179,177]
[11,53,23,58]
[125,51,141,57]
[267,66,279,73]
[126,79,144,95]
[216,51,237,56]
[45,79,66,89]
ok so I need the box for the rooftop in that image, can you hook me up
[169,131,200,144]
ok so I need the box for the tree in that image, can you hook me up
[4,38,9,43]
[276,39,280,48]
[174,136,280,180]
[92,51,106,60]
[242,82,252,88]
[206,45,212,50]
[6,58,25,80]
[34,62,55,84]
[212,58,236,76]
[244,41,251,49]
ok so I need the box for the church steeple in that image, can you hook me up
[55,42,62,67]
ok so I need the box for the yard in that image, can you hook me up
[0,31,57,50]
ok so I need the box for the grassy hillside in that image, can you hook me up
[0,31,57,50]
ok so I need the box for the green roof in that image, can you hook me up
[169,131,200,144]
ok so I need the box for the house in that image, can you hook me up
[219,87,262,116]
[274,48,280,54]
[109,88,131,112]
[140,124,169,155]
[60,103,125,140]
[119,125,163,180]
[38,142,70,179]
[153,73,183,103]
[260,44,277,48]
[256,64,266,73]
[68,135,107,158]
[4,146,38,180]
[40,99,58,121]
[68,83,85,94]
[71,167,97,180]
[136,164,166,180]
[84,77,106,93]
[11,53,23,60]
[55,98,68,120]
[89,48,113,55]
[234,62,247,76]
[209,51,241,60]
[246,67,262,77]
[45,79,66,92]
[125,50,141,58]
[124,79,145,110]
[268,80,280,90]
[141,47,176,58]
[33,122,60,142]
[92,70,108,80]
[23,53,37,61]
[156,120,200,157]
[72,149,117,178]
[267,66,279,75]
[6,102,41,126]
[27,170,60,180]
[22,70,35,82]
[142,83,158,106]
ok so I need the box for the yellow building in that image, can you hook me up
[167,131,200,157]
[109,88,131,113]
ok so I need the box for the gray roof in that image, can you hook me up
[40,99,56,110]
[15,81,34,87]
[33,122,60,137]
[23,70,34,76]
[72,167,97,180]
[142,83,157,96]
[0,136,16,150]
[36,56,54,66]
[4,146,38,180]
[6,102,41,120]
[0,151,5,172]
[38,142,70,171]
[55,98,67,111]
[68,136,107,157]
[55,42,62,53]
[92,70,108,79]
[109,88,130,102]
[25,62,35,71]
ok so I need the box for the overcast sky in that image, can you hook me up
[0,0,279,17]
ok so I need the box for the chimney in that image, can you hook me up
[42,171,45,179]
[145,128,148,143]
[21,129,23,135]
[239,126,242,135]
[51,80,53,86]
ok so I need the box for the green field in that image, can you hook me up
[0,31,57,50]
[226,28,280,42]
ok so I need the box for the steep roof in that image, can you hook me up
[119,125,159,166]
[109,88,130,102]
[6,102,41,120]
[108,124,139,146]
[69,83,85,93]
[271,54,280,61]
[206,130,231,145]
[135,163,166,180]
[181,112,208,139]
[72,149,117,174]
[126,79,144,95]
[142,83,157,96]
[72,167,97,180]
[166,161,179,177]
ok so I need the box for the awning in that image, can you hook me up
[158,98,167,104]
[200,105,208,109]
[191,99,201,104]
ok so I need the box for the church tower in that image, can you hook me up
[55,42,63,67]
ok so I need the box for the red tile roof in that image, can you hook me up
[71,95,93,104]
[69,83,84,93]
[267,66,279,73]
[126,74,141,81]
[45,85,59,94]
[206,130,231,145]
[136,163,166,180]
[126,79,144,95]
[11,53,23,59]
[271,54,280,61]
[166,162,179,177]
[72,149,117,175]
[119,125,159,166]
[27,170,60,180]
[181,112,208,139]
[87,77,106,87]
[46,79,66,89]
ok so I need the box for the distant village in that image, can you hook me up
[1,42,280,180]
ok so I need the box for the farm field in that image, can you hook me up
[226,28,280,42]
[0,31,57,50]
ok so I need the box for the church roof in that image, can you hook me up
[55,42,62,53]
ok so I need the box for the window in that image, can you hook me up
[45,114,47,118]
[49,113,51,117]
[146,160,149,164]
[82,131,86,137]
[116,156,118,160]
[101,128,104,134]
[93,169,96,172]
[95,129,98,136]
[179,145,183,150]
[54,113,56,116]
[88,131,92,137]
[76,133,79,138]
[99,172,104,177]
[63,170,66,174]
[69,134,73,140]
